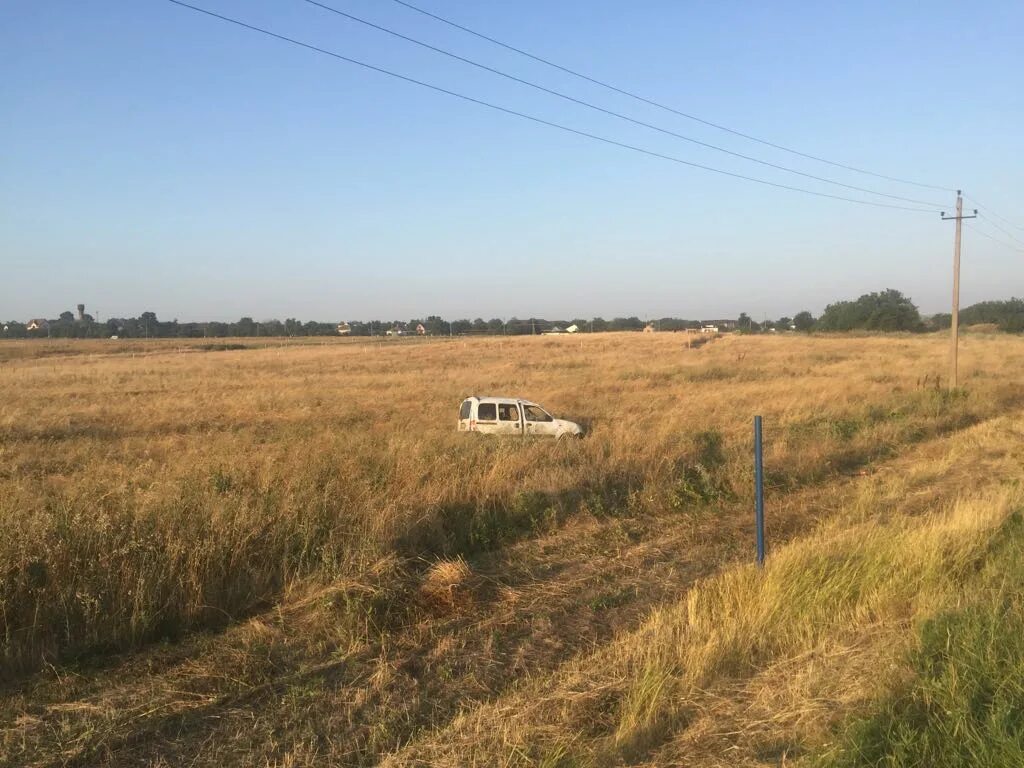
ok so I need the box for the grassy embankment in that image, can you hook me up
[820,516,1024,768]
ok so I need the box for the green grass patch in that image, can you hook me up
[820,512,1024,768]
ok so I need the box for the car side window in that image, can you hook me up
[477,403,497,421]
[498,403,520,421]
[523,405,553,422]
[460,400,472,420]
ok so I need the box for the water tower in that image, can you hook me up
[77,304,85,321]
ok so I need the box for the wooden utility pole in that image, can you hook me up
[941,191,977,389]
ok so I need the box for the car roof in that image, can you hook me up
[464,396,541,407]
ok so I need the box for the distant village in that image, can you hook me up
[2,304,766,340]
[341,318,744,337]
[11,291,1015,339]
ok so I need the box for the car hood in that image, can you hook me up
[555,418,583,435]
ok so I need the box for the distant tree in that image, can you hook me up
[486,318,504,334]
[818,289,921,332]
[960,298,1024,332]
[591,317,608,333]
[1004,314,1024,333]
[777,316,793,330]
[737,312,753,332]
[423,315,446,336]
[509,317,540,335]
[261,319,284,336]
[235,317,257,337]
[793,311,816,331]
[471,318,488,333]
[657,317,691,332]
[927,313,952,330]
[609,316,644,332]
[59,311,75,323]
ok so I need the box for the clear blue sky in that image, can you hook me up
[2,0,1021,322]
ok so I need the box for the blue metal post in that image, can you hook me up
[754,415,765,568]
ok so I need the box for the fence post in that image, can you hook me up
[754,415,765,568]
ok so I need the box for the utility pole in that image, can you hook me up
[941,191,977,389]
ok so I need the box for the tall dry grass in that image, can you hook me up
[383,440,1024,766]
[1,333,1021,680]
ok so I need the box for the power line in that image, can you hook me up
[163,0,940,213]
[976,213,1024,248]
[389,0,954,193]
[300,0,945,209]
[963,194,1024,232]
[965,221,1024,254]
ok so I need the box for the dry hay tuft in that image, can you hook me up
[419,557,474,614]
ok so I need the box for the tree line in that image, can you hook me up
[815,291,1023,333]
[3,292,1021,339]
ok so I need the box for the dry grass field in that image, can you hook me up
[1,332,1022,767]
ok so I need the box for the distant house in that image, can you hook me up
[643,323,656,333]
[542,326,566,335]
[386,326,405,336]
[416,323,426,335]
[337,322,351,336]
[700,320,736,333]
[566,324,580,333]
[26,319,49,332]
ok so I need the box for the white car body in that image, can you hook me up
[457,396,583,439]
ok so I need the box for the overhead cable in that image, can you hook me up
[965,221,1024,254]
[963,194,1024,232]
[389,0,955,193]
[302,0,945,208]
[164,0,941,213]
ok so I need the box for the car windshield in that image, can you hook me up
[523,405,552,422]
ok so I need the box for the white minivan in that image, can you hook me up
[457,396,584,439]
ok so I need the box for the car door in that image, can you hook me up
[458,399,473,431]
[523,403,559,437]
[495,401,524,436]
[474,402,501,434]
